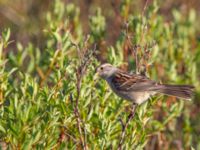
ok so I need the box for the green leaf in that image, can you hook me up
[0,125,6,133]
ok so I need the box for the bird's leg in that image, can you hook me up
[128,103,137,118]
[118,103,137,150]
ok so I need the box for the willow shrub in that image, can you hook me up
[0,0,199,149]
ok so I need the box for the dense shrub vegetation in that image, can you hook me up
[0,0,200,149]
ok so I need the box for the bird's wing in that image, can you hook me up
[112,71,157,92]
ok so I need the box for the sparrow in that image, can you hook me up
[97,63,194,105]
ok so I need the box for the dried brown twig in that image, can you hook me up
[117,0,157,149]
[118,103,137,150]
[123,21,140,74]
[71,38,96,150]
[122,0,158,76]
[123,21,156,75]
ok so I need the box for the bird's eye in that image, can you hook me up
[100,67,103,70]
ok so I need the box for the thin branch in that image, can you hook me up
[64,131,79,144]
[123,21,140,74]
[74,68,87,150]
[141,0,149,19]
[72,42,96,150]
[123,0,156,75]
[141,0,149,43]
[118,103,137,150]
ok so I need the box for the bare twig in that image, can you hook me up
[133,45,140,74]
[141,0,149,19]
[72,41,96,150]
[123,0,156,75]
[141,0,149,43]
[123,21,140,74]
[118,103,137,150]
[74,71,86,150]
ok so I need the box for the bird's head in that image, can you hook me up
[96,63,118,79]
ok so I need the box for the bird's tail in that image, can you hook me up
[154,84,194,100]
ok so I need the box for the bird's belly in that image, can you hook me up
[129,91,152,104]
[117,91,150,103]
[112,88,154,104]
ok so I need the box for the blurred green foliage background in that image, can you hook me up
[0,0,200,149]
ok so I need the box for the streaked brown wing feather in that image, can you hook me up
[112,71,157,92]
